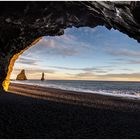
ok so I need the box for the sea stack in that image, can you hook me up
[41,72,45,81]
[16,69,27,80]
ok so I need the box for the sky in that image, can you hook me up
[11,26,140,81]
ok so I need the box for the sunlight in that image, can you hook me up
[3,37,42,91]
[9,26,140,96]
[11,26,140,81]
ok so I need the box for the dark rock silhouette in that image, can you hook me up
[1,1,140,90]
[41,72,45,81]
[16,69,27,80]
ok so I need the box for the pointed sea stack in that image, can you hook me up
[41,72,45,81]
[16,69,27,80]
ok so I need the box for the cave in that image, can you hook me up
[0,1,140,91]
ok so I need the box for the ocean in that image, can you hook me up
[11,80,140,98]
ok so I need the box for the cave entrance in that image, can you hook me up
[0,1,140,94]
[8,26,140,96]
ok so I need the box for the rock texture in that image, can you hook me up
[16,69,27,80]
[0,1,140,90]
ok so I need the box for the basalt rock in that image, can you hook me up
[0,1,140,91]
[16,69,27,80]
[41,72,45,81]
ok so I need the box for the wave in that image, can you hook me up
[10,80,140,100]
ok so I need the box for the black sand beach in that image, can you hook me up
[0,83,140,138]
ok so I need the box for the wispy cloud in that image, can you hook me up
[49,66,114,74]
[106,48,140,58]
[21,30,96,59]
[109,58,140,66]
[49,66,82,71]
[74,72,95,78]
[16,57,37,66]
[68,71,140,81]
[32,38,80,57]
[56,34,77,42]
[126,59,140,64]
[99,73,140,79]
[13,68,55,74]
[49,66,102,71]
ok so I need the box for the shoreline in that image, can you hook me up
[0,83,140,138]
[9,83,140,111]
[11,80,140,99]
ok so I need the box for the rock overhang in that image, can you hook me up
[0,1,140,91]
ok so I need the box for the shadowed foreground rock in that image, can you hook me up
[0,1,140,90]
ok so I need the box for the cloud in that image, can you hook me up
[106,48,140,58]
[126,59,140,64]
[56,34,77,42]
[120,68,133,71]
[68,71,140,81]
[16,57,37,66]
[75,72,95,77]
[49,66,112,74]
[32,37,80,57]
[99,73,140,79]
[109,57,140,66]
[49,66,98,71]
[36,38,55,48]
[21,30,96,59]
[94,70,109,73]
[13,68,55,74]
[34,32,96,58]
[49,66,81,71]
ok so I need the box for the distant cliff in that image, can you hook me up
[16,69,27,80]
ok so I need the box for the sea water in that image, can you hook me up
[11,80,140,98]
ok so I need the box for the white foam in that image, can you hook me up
[10,80,140,100]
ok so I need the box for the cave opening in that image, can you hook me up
[0,1,140,93]
[8,26,140,96]
[0,2,140,138]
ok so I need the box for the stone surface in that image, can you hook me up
[0,1,140,90]
[16,69,27,80]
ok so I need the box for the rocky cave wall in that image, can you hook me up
[0,1,140,91]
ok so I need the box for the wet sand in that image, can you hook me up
[9,83,140,111]
[0,83,140,138]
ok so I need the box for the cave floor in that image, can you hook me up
[0,91,140,138]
